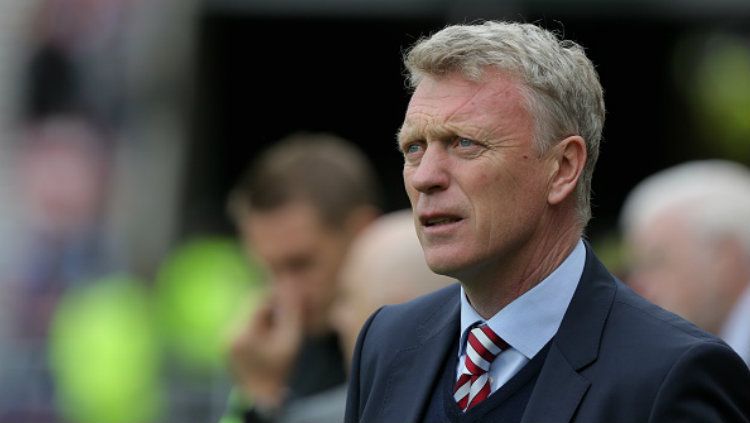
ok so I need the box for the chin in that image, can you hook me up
[423,250,468,278]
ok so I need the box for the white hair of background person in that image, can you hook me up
[620,159,750,254]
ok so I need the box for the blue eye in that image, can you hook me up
[406,144,422,154]
[458,138,475,147]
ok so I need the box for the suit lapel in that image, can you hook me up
[520,344,590,423]
[522,244,617,423]
[378,288,460,423]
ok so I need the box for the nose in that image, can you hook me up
[273,271,303,294]
[407,145,450,194]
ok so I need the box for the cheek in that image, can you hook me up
[476,170,493,184]
[335,300,357,328]
[317,244,345,285]
[649,275,682,303]
[403,174,419,202]
[471,175,506,219]
[353,300,373,330]
[649,263,701,307]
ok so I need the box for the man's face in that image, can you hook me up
[329,254,377,368]
[627,213,723,331]
[399,71,554,282]
[240,202,350,333]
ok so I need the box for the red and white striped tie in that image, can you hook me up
[453,323,508,411]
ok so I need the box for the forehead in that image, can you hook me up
[241,202,329,256]
[400,71,529,140]
[633,210,700,253]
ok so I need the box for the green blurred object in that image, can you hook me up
[691,34,750,161]
[592,231,629,281]
[154,236,266,371]
[218,388,254,423]
[49,275,161,423]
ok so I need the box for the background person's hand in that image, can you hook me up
[229,285,305,410]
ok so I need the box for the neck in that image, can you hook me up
[461,220,582,319]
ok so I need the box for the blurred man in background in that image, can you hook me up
[277,209,453,423]
[223,133,381,423]
[0,115,119,422]
[330,209,453,367]
[620,159,750,366]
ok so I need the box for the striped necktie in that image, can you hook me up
[453,323,508,411]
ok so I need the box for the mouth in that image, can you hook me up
[420,215,463,227]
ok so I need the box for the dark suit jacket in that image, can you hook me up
[345,245,750,423]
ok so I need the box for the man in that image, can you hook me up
[345,21,750,423]
[224,132,380,423]
[331,209,454,367]
[620,160,750,366]
[281,209,453,423]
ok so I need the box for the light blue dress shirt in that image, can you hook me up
[456,239,586,393]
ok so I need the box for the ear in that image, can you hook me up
[547,135,587,206]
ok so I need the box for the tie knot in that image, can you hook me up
[453,324,509,411]
[463,324,508,375]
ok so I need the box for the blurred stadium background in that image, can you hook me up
[0,0,747,421]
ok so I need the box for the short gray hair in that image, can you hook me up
[620,160,750,254]
[404,21,605,226]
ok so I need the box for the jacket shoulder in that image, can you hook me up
[578,280,750,421]
[365,283,460,334]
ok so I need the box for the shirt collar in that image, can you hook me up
[459,239,586,359]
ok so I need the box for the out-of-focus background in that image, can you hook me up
[0,0,748,422]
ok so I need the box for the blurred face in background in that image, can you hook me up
[329,210,454,366]
[626,212,726,333]
[20,118,109,235]
[329,248,387,367]
[239,201,352,334]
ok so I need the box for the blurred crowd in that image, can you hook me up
[0,0,207,422]
[0,1,748,423]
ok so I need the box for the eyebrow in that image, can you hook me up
[396,123,455,150]
[395,125,414,151]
